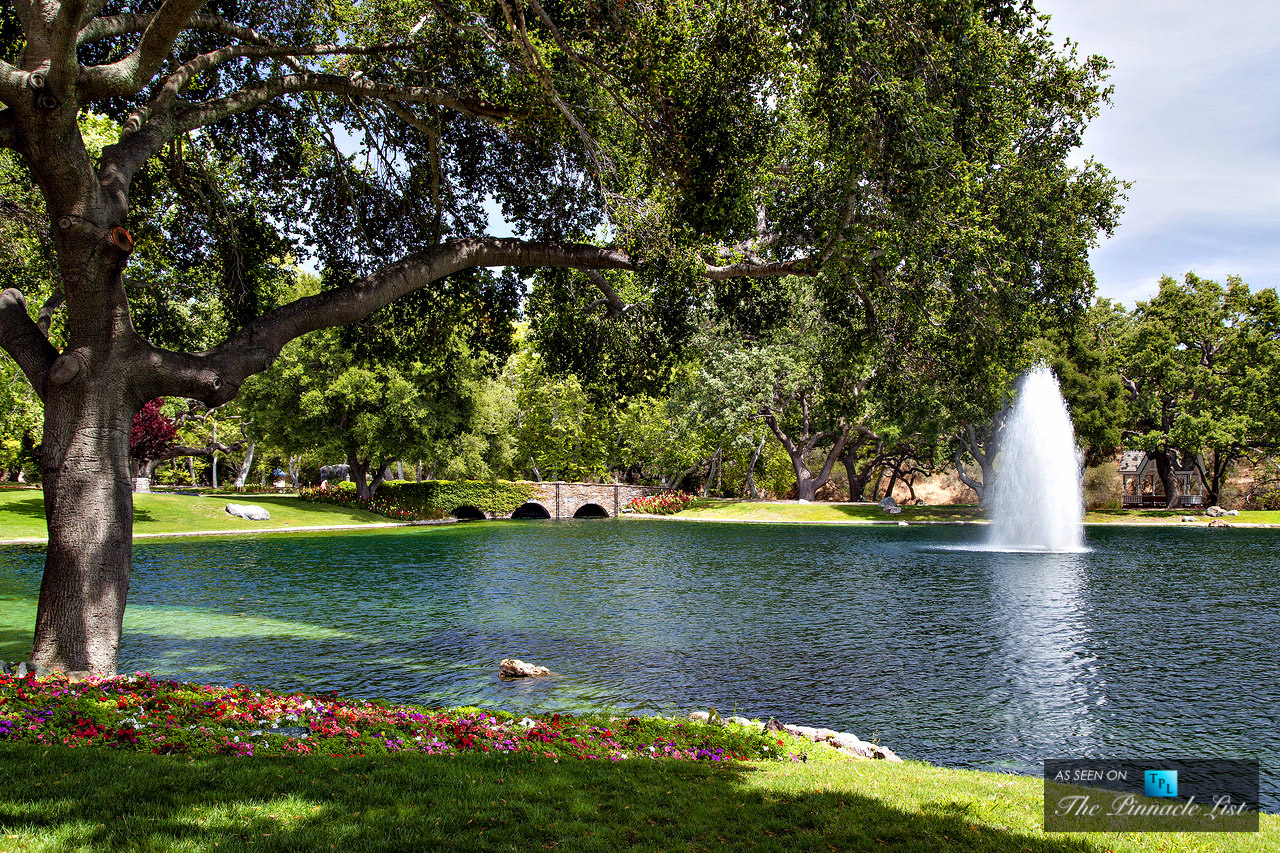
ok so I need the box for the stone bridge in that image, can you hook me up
[451,482,663,520]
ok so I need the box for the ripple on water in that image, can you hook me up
[0,520,1277,808]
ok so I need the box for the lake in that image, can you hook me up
[1,520,1276,806]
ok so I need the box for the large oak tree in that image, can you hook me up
[0,0,1120,674]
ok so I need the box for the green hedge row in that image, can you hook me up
[328,479,539,516]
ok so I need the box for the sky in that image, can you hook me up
[1035,0,1280,304]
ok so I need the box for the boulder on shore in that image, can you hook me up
[499,658,550,678]
[1206,505,1225,517]
[226,503,271,521]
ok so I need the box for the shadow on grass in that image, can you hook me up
[0,498,45,521]
[0,629,31,663]
[0,746,1105,853]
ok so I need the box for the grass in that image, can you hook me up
[0,745,1273,852]
[670,499,985,524]
[1084,508,1280,525]
[0,489,394,541]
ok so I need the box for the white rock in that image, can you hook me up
[1206,505,1225,517]
[1226,509,1239,516]
[1180,516,1196,522]
[498,658,550,678]
[898,521,908,526]
[688,711,711,723]
[873,745,903,762]
[225,503,270,521]
[783,724,818,740]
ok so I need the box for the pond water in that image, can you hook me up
[1,520,1277,806]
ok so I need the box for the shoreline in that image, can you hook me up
[0,518,451,547]
[4,512,1279,546]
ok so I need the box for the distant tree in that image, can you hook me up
[128,398,178,476]
[1115,273,1280,506]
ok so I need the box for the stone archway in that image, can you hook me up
[452,505,486,521]
[572,503,609,518]
[510,502,552,519]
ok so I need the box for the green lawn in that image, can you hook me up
[0,489,393,541]
[671,500,985,523]
[1085,508,1280,525]
[666,499,1280,527]
[0,744,1271,852]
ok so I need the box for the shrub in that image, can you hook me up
[626,491,695,515]
[298,480,537,521]
[297,484,442,521]
[1082,463,1121,510]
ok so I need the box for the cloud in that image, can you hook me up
[1038,0,1280,302]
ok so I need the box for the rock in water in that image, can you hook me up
[226,503,271,521]
[499,658,550,678]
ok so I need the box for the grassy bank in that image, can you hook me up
[0,743,1272,852]
[666,499,1280,527]
[0,489,392,541]
[1084,508,1280,525]
[670,500,984,523]
[0,670,1272,852]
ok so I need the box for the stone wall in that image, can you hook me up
[516,482,663,519]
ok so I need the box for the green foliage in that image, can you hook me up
[1108,273,1280,499]
[378,479,537,516]
[302,479,536,517]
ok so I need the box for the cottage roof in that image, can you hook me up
[1118,450,1146,473]
[1118,449,1200,475]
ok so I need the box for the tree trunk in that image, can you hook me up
[234,442,255,488]
[31,377,136,675]
[745,432,766,500]
[1152,448,1180,509]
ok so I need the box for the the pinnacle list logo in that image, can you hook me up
[1044,759,1258,833]
[1144,770,1178,798]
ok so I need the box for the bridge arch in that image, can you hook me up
[510,501,552,519]
[572,503,609,518]
[452,505,486,521]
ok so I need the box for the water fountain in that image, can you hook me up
[987,365,1085,551]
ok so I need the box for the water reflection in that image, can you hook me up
[984,551,1101,765]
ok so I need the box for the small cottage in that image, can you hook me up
[1118,450,1204,508]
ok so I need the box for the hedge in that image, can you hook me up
[306,479,538,518]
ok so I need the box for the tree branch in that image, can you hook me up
[0,288,59,399]
[141,41,422,119]
[0,63,28,109]
[100,71,507,207]
[77,0,211,100]
[36,290,65,337]
[581,270,630,319]
[705,257,818,280]
[140,237,632,405]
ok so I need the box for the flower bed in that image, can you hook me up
[0,672,814,762]
[297,484,442,522]
[626,491,696,515]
